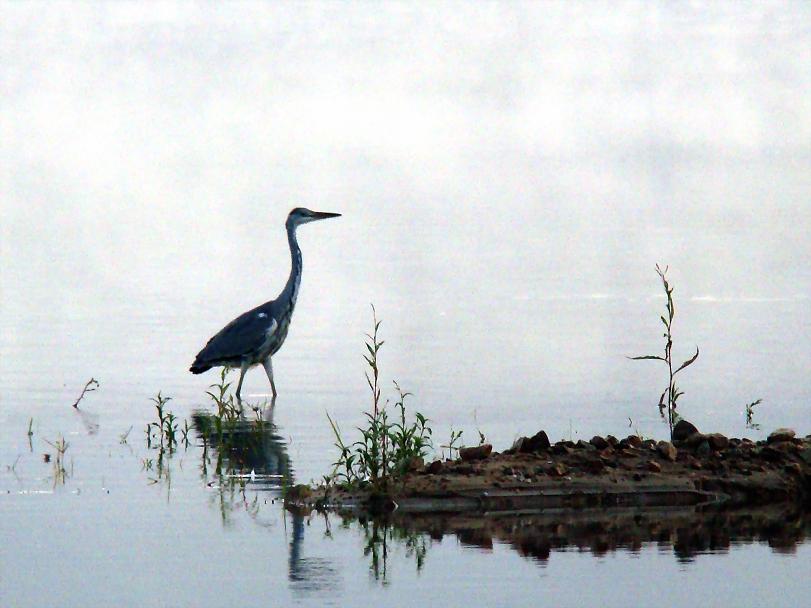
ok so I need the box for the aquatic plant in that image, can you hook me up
[145,392,189,450]
[327,306,433,491]
[630,264,699,439]
[119,425,133,444]
[745,398,763,430]
[206,367,242,422]
[440,428,463,460]
[71,377,99,408]
[44,435,70,485]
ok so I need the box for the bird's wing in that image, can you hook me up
[193,304,278,365]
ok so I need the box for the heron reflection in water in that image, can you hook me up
[191,407,338,594]
[190,208,341,402]
[191,404,292,488]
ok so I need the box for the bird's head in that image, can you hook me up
[287,207,342,228]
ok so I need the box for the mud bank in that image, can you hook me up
[290,424,811,514]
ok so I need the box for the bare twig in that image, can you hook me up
[71,378,99,409]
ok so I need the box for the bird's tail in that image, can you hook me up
[189,361,212,374]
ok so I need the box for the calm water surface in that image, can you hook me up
[2,2,810,606]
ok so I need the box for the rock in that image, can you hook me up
[459,444,492,462]
[508,437,527,453]
[624,435,643,448]
[799,449,811,465]
[706,433,729,452]
[673,419,700,441]
[656,440,678,461]
[598,446,615,458]
[426,460,443,474]
[772,441,798,454]
[548,462,568,477]
[768,428,796,444]
[286,484,312,501]
[647,460,662,473]
[576,440,596,451]
[408,456,425,471]
[784,463,803,476]
[756,446,783,461]
[589,435,609,450]
[605,435,619,447]
[695,440,711,457]
[584,459,605,474]
[521,430,551,453]
[552,443,574,455]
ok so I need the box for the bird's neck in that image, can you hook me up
[281,223,303,308]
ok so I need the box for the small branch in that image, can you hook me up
[71,378,99,409]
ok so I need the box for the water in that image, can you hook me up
[2,2,810,606]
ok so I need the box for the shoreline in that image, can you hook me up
[287,425,811,515]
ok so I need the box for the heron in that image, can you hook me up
[190,207,341,401]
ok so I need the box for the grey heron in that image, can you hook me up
[190,207,341,401]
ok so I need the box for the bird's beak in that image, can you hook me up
[312,211,341,220]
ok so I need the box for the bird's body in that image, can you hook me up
[190,207,340,400]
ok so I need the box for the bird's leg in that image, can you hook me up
[262,357,277,400]
[235,362,249,402]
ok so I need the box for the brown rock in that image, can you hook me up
[624,435,643,448]
[508,437,524,453]
[459,444,492,462]
[768,428,796,443]
[706,433,729,451]
[426,460,443,474]
[673,419,700,441]
[286,484,312,501]
[656,440,678,461]
[584,459,605,474]
[605,435,619,447]
[576,439,596,451]
[589,435,609,450]
[695,440,711,457]
[522,431,551,453]
[784,463,803,476]
[684,432,708,447]
[772,441,798,454]
[408,456,425,471]
[646,460,662,473]
[758,446,783,462]
[548,463,568,477]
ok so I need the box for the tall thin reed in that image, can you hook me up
[630,264,699,439]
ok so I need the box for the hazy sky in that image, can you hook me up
[2,3,810,432]
[3,2,810,307]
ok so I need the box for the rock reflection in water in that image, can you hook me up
[328,505,811,575]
